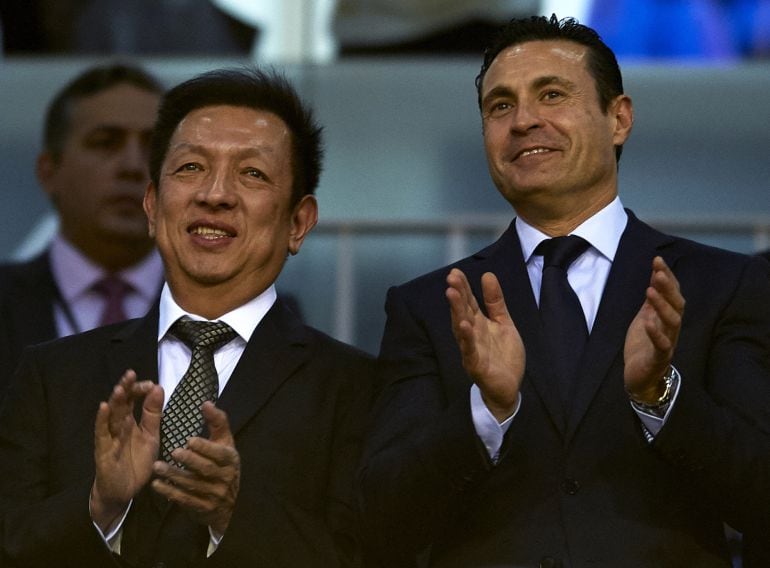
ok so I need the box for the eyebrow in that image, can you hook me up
[168,142,276,158]
[482,75,579,107]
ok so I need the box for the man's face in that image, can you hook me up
[144,105,317,304]
[38,83,160,248]
[479,40,632,214]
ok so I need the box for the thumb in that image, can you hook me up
[202,402,234,445]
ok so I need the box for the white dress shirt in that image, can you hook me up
[97,283,278,553]
[471,197,679,460]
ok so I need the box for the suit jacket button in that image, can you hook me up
[539,556,563,568]
[561,478,580,495]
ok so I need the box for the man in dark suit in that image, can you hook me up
[0,68,373,567]
[360,15,770,567]
[0,63,165,392]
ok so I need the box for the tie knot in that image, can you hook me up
[536,236,590,270]
[170,317,237,352]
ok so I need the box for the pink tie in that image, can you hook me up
[93,276,132,326]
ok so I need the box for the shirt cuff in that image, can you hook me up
[207,527,223,557]
[90,500,132,553]
[470,384,521,462]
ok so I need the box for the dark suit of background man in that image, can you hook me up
[0,63,165,393]
[360,15,770,567]
[0,68,374,567]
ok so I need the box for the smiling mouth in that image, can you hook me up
[189,226,234,240]
[516,147,552,160]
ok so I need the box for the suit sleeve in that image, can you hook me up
[359,286,492,565]
[652,255,770,533]
[0,349,119,568]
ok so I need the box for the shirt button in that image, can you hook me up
[562,478,580,495]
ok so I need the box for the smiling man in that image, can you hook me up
[0,63,165,395]
[0,68,373,567]
[360,15,770,567]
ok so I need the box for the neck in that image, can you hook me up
[68,236,155,272]
[514,191,616,237]
[169,282,269,320]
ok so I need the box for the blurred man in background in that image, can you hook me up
[0,63,165,392]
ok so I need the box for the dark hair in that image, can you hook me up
[476,14,625,161]
[43,63,164,161]
[149,67,324,204]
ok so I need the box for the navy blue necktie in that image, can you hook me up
[536,236,590,406]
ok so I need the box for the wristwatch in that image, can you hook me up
[628,366,678,417]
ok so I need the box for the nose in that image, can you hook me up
[196,169,237,209]
[509,100,544,134]
[117,135,150,182]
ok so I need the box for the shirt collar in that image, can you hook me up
[49,233,163,303]
[516,196,628,262]
[157,282,278,344]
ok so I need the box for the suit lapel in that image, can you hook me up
[216,300,311,436]
[565,212,676,442]
[106,304,160,390]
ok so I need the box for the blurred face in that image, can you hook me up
[479,40,632,217]
[144,105,317,307]
[38,83,160,248]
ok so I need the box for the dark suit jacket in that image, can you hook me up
[361,211,770,567]
[0,299,375,568]
[0,253,60,392]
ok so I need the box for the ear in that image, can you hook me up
[143,181,158,238]
[36,152,59,198]
[287,195,318,256]
[610,94,634,146]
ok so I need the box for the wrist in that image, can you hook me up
[90,483,128,533]
[627,366,677,410]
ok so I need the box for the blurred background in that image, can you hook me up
[1,0,769,354]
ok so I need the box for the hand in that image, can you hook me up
[446,268,525,422]
[91,369,164,532]
[151,402,240,536]
[624,256,685,402]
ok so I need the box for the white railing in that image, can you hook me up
[312,214,770,343]
[13,212,770,344]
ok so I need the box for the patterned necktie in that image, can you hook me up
[535,235,590,406]
[160,317,237,464]
[93,275,132,326]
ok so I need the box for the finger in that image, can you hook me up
[186,437,240,469]
[94,401,112,447]
[201,402,235,446]
[153,459,229,500]
[151,475,212,509]
[446,268,478,317]
[645,286,683,338]
[480,272,512,324]
[650,257,685,312]
[139,385,165,436]
[106,382,131,436]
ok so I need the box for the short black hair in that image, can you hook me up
[476,14,625,161]
[149,67,324,204]
[43,63,164,161]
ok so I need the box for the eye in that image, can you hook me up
[84,131,125,152]
[542,90,564,102]
[175,162,202,173]
[243,167,268,181]
[486,100,513,118]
